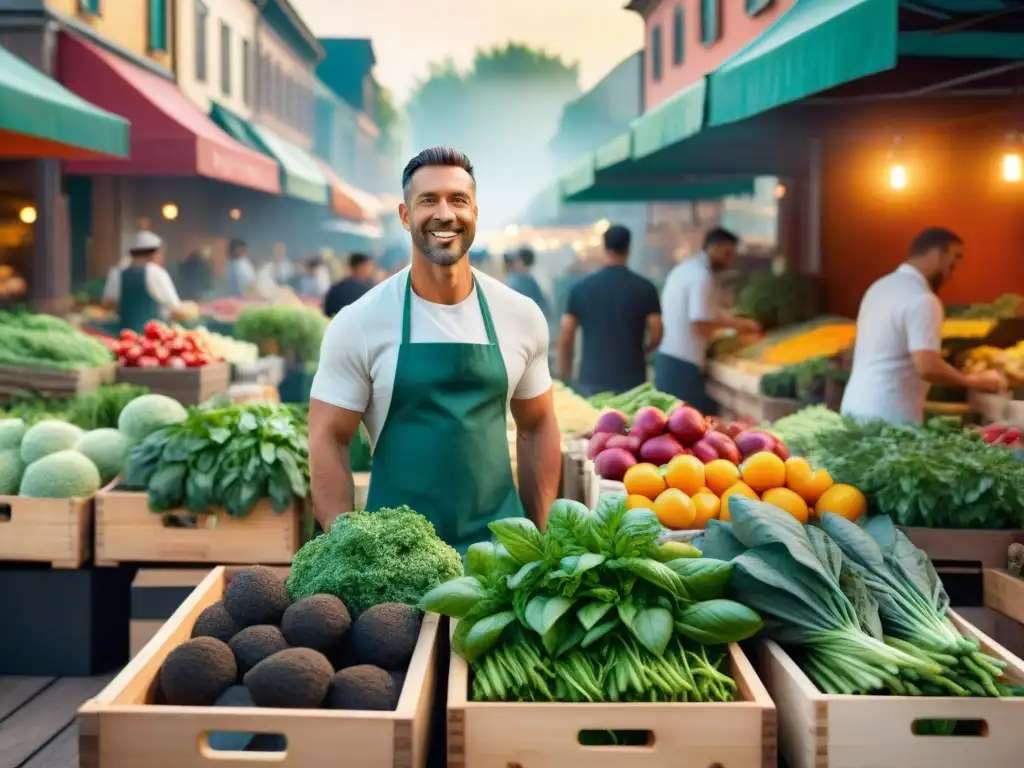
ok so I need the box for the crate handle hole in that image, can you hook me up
[0,503,10,522]
[911,718,988,737]
[201,732,287,757]
[576,730,655,748]
[162,513,217,529]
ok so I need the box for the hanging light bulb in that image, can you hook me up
[18,206,37,224]
[889,164,908,190]
[1003,152,1022,182]
[774,183,786,199]
[161,203,179,220]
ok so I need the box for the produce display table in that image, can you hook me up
[762,612,1024,768]
[116,362,231,406]
[231,356,286,387]
[705,360,798,422]
[79,566,440,768]
[94,492,301,567]
[0,362,116,400]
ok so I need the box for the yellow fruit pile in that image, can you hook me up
[622,452,867,530]
[762,324,856,365]
[941,319,996,339]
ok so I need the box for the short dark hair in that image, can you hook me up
[603,224,631,255]
[703,227,739,250]
[229,238,246,255]
[401,147,475,195]
[517,247,535,268]
[908,227,962,257]
[349,252,372,270]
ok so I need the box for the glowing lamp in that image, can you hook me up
[18,206,37,224]
[1002,152,1022,183]
[162,203,179,220]
[888,164,907,191]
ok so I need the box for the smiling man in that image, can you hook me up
[308,147,561,550]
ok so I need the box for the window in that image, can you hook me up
[147,0,167,52]
[220,22,231,96]
[746,0,774,15]
[78,0,100,15]
[672,4,684,66]
[701,0,721,46]
[650,24,662,82]
[241,40,251,105]
[194,1,208,83]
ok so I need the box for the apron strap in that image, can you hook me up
[402,273,500,346]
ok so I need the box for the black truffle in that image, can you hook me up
[281,595,351,653]
[349,603,422,670]
[326,665,399,711]
[244,648,333,708]
[192,601,242,643]
[159,637,237,706]
[223,566,291,627]
[229,625,290,676]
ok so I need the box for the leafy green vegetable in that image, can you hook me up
[288,506,463,616]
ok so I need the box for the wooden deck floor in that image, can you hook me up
[0,676,114,768]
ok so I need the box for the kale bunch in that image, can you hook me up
[287,507,463,616]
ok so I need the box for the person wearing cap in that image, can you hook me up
[102,230,191,333]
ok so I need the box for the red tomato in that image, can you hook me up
[143,321,167,340]
[188,353,207,368]
[168,337,187,354]
[120,329,138,341]
[116,355,128,366]
[116,340,135,355]
[180,352,198,367]
[124,346,144,363]
[165,356,186,369]
[140,339,156,354]
[154,347,171,363]
[137,356,160,368]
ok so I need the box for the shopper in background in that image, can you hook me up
[655,227,761,414]
[557,224,662,396]
[176,246,212,301]
[298,254,332,298]
[323,253,376,317]
[504,247,550,320]
[842,227,1005,424]
[225,238,256,297]
[270,242,293,285]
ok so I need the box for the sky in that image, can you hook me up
[290,0,645,104]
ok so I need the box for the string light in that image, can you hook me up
[774,183,786,199]
[1003,152,1022,182]
[888,164,908,190]
[18,206,37,224]
[161,203,179,220]
[229,208,242,220]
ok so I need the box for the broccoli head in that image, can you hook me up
[286,507,462,616]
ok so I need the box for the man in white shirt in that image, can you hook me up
[308,147,560,549]
[102,230,190,331]
[842,227,1004,424]
[226,238,256,297]
[655,228,761,413]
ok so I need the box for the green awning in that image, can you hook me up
[0,42,128,158]
[210,102,264,153]
[563,175,756,204]
[631,81,706,159]
[247,123,329,204]
[706,0,898,128]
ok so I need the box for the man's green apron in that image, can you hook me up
[119,265,163,334]
[365,275,524,553]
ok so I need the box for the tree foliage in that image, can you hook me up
[405,42,580,224]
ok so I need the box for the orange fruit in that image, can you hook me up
[720,482,758,522]
[627,494,656,511]
[704,459,741,496]
[740,451,787,494]
[691,492,721,528]
[815,484,867,522]
[653,488,697,530]
[785,456,834,505]
[663,454,705,496]
[623,462,666,500]
[762,487,809,524]
[696,486,714,496]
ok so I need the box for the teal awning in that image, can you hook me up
[563,175,756,204]
[631,81,707,159]
[247,123,329,204]
[210,102,264,153]
[0,42,128,158]
[706,0,899,128]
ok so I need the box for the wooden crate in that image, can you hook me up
[448,629,776,768]
[985,569,1024,625]
[78,566,440,768]
[903,528,1024,569]
[0,494,92,568]
[761,611,1024,768]
[94,491,300,566]
[116,362,231,405]
[0,362,115,400]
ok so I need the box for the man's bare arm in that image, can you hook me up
[308,399,364,531]
[913,350,1005,391]
[556,314,578,383]
[510,388,561,530]
[646,313,664,353]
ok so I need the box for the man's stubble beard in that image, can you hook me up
[411,228,475,267]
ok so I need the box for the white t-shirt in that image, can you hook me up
[103,262,182,318]
[658,253,719,367]
[841,263,943,425]
[311,267,552,449]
